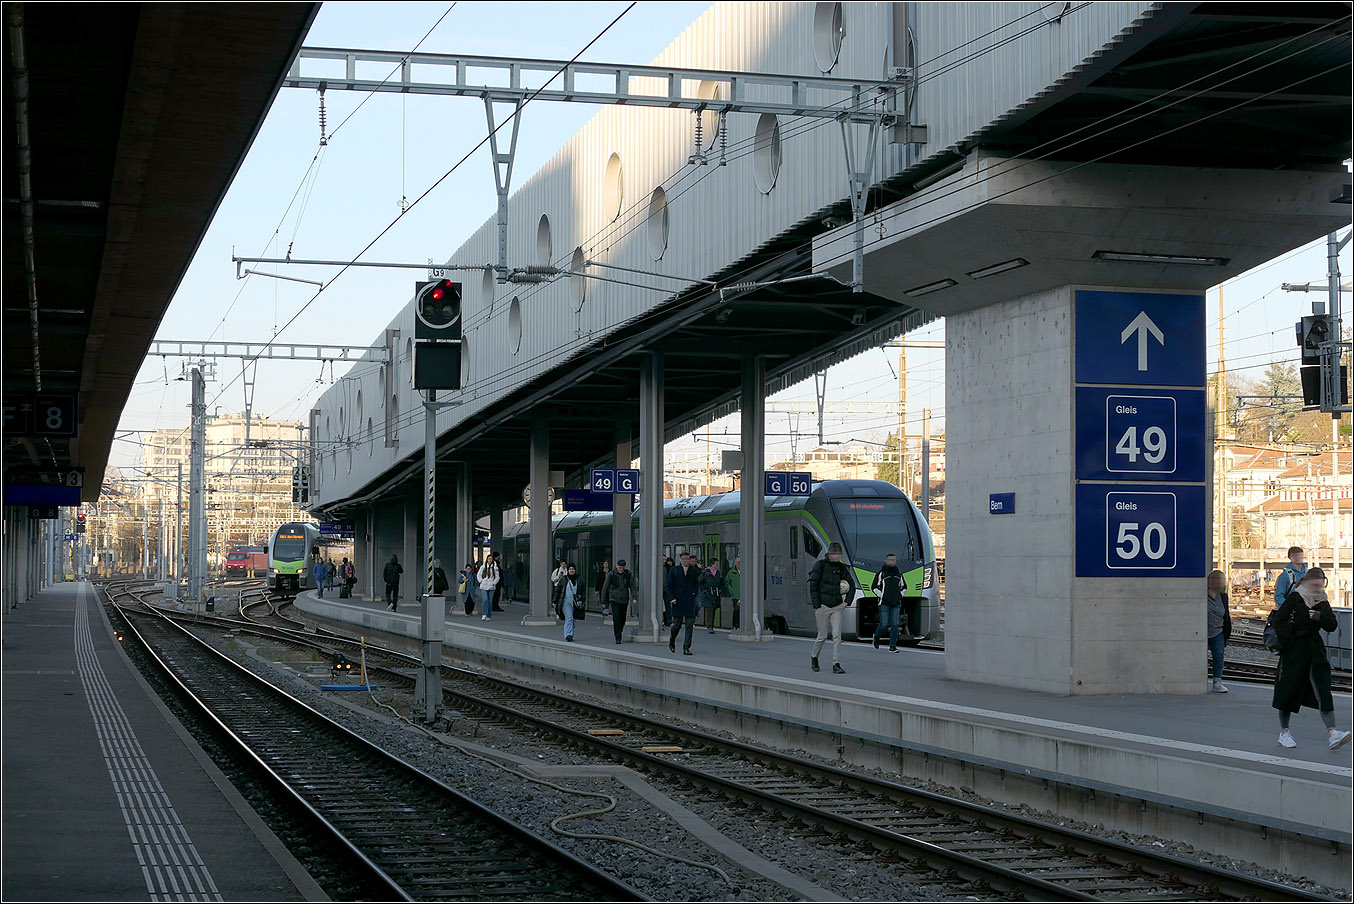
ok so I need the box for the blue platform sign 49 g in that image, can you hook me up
[1075,387,1206,482]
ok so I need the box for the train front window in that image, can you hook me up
[274,533,307,561]
[830,499,918,569]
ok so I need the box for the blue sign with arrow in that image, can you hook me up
[1075,290,1205,387]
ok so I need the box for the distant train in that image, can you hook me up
[225,545,267,578]
[500,479,939,643]
[267,522,320,595]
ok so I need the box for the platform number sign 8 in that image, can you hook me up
[33,394,76,437]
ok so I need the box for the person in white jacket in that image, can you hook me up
[477,555,501,621]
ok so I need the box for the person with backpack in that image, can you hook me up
[723,556,742,631]
[339,556,355,598]
[1273,546,1307,608]
[382,554,403,611]
[601,559,637,644]
[432,559,450,598]
[1205,569,1232,693]
[1273,567,1350,750]
[871,552,906,653]
[312,558,329,599]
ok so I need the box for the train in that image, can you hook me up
[500,479,939,643]
[267,522,320,595]
[224,545,268,578]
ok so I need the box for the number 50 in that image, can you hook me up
[1115,521,1168,560]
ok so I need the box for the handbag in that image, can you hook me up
[1263,608,1282,653]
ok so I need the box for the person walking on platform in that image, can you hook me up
[383,554,403,611]
[1273,567,1350,750]
[477,555,500,621]
[554,563,582,641]
[810,542,853,674]
[602,559,636,644]
[1206,569,1232,693]
[595,560,612,616]
[1274,546,1307,608]
[313,558,329,599]
[662,556,676,626]
[700,560,722,633]
[339,557,355,598]
[723,556,742,631]
[432,559,450,599]
[551,558,569,587]
[666,551,700,655]
[502,559,518,605]
[491,551,505,611]
[461,562,479,616]
[871,553,905,653]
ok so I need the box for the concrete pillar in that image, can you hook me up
[353,503,371,600]
[735,355,772,641]
[455,462,473,573]
[524,418,555,624]
[944,285,1203,694]
[487,497,504,560]
[636,353,664,642]
[402,490,420,605]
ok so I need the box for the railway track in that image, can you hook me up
[138,597,1332,902]
[104,585,643,903]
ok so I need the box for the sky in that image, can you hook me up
[111,1,1352,473]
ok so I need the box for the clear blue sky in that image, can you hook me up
[113,1,1351,470]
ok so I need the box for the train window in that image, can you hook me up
[802,527,822,558]
[663,544,672,560]
[790,524,799,559]
[674,543,687,559]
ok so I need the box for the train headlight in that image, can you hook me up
[922,565,934,590]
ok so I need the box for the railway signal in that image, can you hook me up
[414,279,462,341]
[76,512,86,533]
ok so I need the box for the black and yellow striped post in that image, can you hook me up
[414,389,442,723]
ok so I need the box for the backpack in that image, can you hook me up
[1263,608,1282,653]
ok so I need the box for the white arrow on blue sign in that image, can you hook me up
[1075,290,1205,388]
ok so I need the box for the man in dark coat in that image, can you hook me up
[601,559,637,644]
[809,542,853,673]
[665,551,701,655]
[383,554,403,611]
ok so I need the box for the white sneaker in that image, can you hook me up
[1330,730,1351,751]
[1212,679,1228,693]
[1278,729,1297,749]
[481,614,488,620]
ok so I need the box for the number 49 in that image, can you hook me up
[1115,426,1167,464]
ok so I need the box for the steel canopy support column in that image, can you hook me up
[524,418,555,625]
[414,392,441,723]
[187,367,206,607]
[455,462,472,578]
[736,354,772,642]
[636,353,664,642]
[402,491,419,606]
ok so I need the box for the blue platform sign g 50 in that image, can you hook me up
[1075,290,1205,387]
[1075,484,1205,577]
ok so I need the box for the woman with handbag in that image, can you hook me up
[1272,567,1350,750]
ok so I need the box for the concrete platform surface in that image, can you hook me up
[303,593,1352,849]
[2,582,324,903]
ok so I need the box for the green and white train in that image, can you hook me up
[500,479,939,642]
[267,521,320,595]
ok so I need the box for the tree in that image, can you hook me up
[875,431,902,486]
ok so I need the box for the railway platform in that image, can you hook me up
[1,581,325,902]
[300,591,1352,887]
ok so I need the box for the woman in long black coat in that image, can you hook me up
[1272,567,1349,750]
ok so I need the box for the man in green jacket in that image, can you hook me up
[809,543,853,674]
